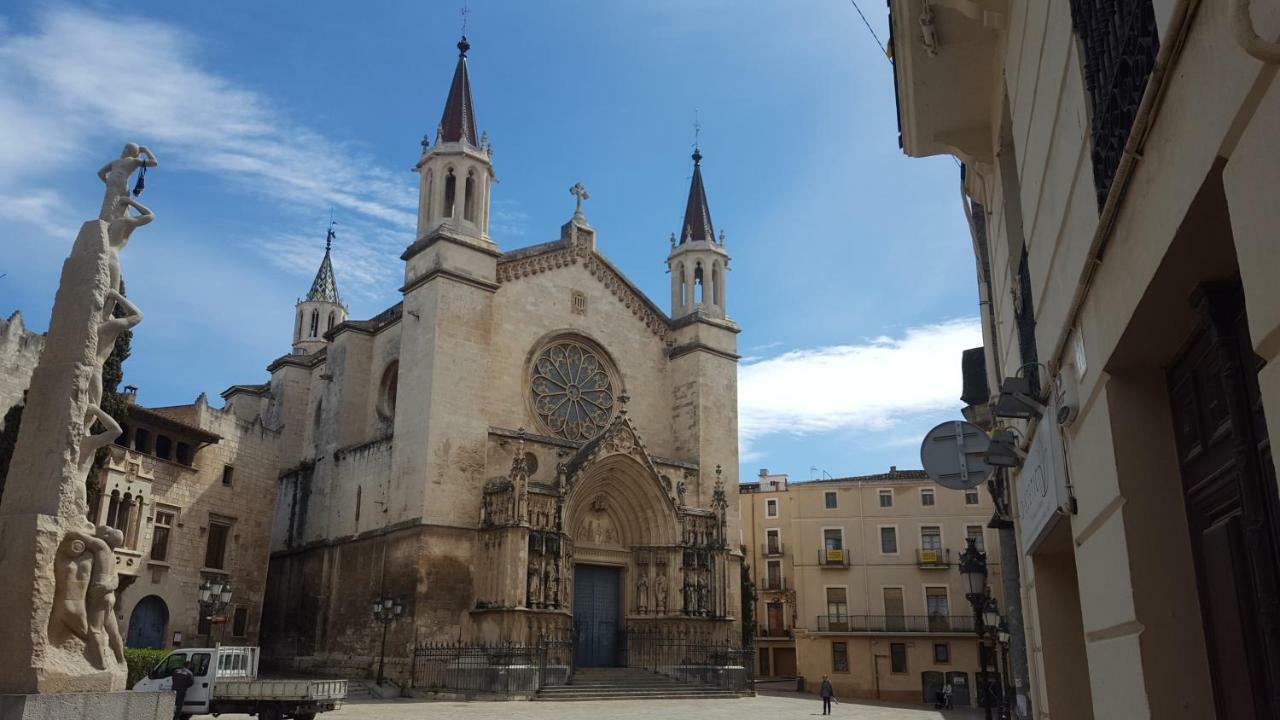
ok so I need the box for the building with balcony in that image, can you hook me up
[90,391,280,650]
[740,467,1001,705]
[888,1,1280,718]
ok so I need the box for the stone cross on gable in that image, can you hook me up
[570,182,589,217]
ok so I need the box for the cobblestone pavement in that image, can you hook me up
[231,692,986,719]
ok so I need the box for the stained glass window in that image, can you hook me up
[530,339,616,441]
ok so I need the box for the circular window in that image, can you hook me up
[529,338,617,441]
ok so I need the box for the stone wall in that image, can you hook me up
[0,310,46,418]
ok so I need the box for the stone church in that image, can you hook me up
[221,35,743,673]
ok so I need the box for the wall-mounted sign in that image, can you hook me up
[1017,404,1071,554]
[825,549,845,563]
[920,421,994,490]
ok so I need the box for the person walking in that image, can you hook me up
[942,681,954,710]
[820,674,835,715]
[170,661,195,720]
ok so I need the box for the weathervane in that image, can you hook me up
[694,108,701,151]
[326,209,337,252]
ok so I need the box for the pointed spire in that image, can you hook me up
[679,148,714,244]
[438,35,479,146]
[306,223,341,304]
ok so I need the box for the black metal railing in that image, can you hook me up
[916,548,952,568]
[622,624,753,692]
[1069,0,1160,210]
[757,626,793,639]
[761,542,784,557]
[815,614,977,634]
[410,635,573,697]
[818,548,849,567]
[759,577,790,593]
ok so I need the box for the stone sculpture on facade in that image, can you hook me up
[636,569,649,614]
[654,569,668,615]
[0,144,155,696]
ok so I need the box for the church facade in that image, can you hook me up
[224,36,743,676]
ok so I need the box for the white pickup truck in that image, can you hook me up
[133,646,346,720]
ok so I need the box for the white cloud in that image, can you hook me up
[0,7,415,291]
[738,318,982,456]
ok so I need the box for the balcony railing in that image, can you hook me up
[818,548,849,567]
[916,548,952,568]
[815,614,977,634]
[759,577,791,593]
[757,626,793,639]
[761,542,785,557]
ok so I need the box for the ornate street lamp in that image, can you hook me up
[372,596,404,686]
[958,538,999,720]
[199,576,233,646]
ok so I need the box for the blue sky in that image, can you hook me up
[0,2,979,483]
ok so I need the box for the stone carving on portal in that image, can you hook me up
[654,567,669,615]
[635,565,649,614]
[0,143,156,693]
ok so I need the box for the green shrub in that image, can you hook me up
[124,647,170,687]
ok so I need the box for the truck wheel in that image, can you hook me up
[257,707,281,720]
[294,714,317,720]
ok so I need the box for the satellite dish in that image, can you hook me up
[920,420,993,490]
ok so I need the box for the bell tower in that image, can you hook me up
[414,35,496,248]
[667,148,729,319]
[293,223,347,355]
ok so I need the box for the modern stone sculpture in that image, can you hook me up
[0,144,155,695]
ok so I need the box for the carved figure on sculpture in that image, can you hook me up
[50,526,126,669]
[636,570,649,614]
[97,143,157,220]
[654,571,668,614]
[104,197,154,312]
[676,479,686,506]
[528,565,543,606]
[90,290,143,408]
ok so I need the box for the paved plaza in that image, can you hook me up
[211,692,984,720]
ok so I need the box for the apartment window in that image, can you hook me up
[964,488,980,506]
[826,587,848,619]
[878,489,893,508]
[766,529,781,554]
[920,488,935,507]
[232,607,249,638]
[151,508,176,562]
[765,498,778,518]
[823,528,844,551]
[921,526,942,552]
[880,526,898,554]
[934,643,950,664]
[205,520,232,570]
[926,587,950,632]
[824,491,838,509]
[222,465,234,487]
[890,643,908,674]
[832,641,849,672]
[967,525,986,552]
[767,560,782,590]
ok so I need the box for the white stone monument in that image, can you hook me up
[0,144,171,719]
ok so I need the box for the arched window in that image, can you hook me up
[444,169,457,218]
[679,264,688,310]
[464,170,476,222]
[327,311,336,331]
[712,262,722,307]
[296,310,303,342]
[310,309,319,338]
[154,435,173,460]
[105,490,121,529]
[133,428,151,453]
[694,263,705,305]
[377,360,400,421]
[113,493,132,534]
[425,171,434,224]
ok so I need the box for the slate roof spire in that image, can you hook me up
[306,223,342,304]
[680,148,715,244]
[438,35,479,146]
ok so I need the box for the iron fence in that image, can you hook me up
[815,614,977,634]
[410,635,573,697]
[622,624,753,692]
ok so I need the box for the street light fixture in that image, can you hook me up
[372,596,404,686]
[198,576,234,646]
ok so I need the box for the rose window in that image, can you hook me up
[530,339,616,441]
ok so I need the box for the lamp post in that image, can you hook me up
[958,537,997,720]
[198,576,234,647]
[372,596,403,686]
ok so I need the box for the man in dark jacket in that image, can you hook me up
[820,674,834,715]
[170,661,195,720]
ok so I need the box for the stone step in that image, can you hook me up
[535,692,744,702]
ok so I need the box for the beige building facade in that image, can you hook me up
[239,35,744,680]
[94,393,281,650]
[740,468,1001,706]
[890,1,1280,718]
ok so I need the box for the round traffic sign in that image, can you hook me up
[919,420,993,490]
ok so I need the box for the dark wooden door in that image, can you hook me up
[1169,284,1280,719]
[573,565,620,667]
